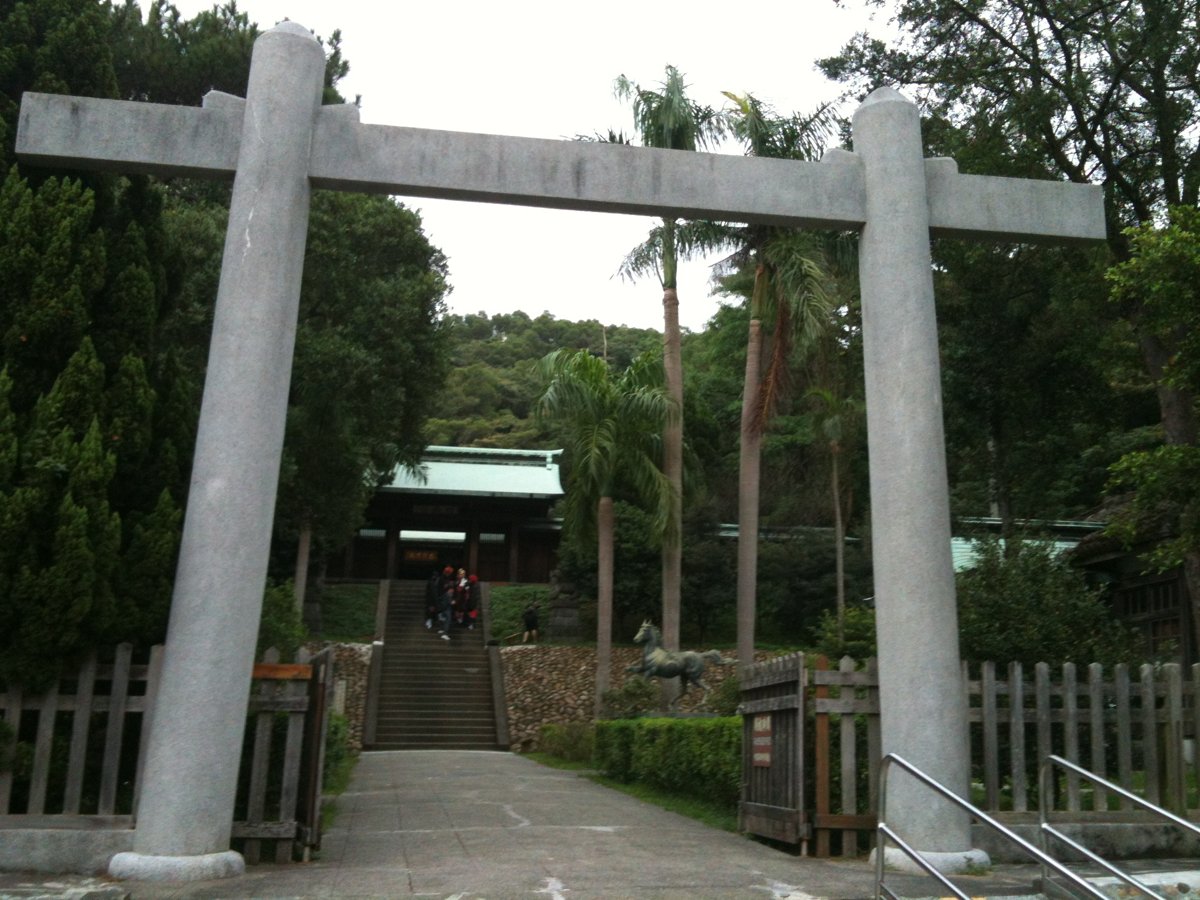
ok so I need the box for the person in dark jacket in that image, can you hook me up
[435,565,455,640]
[424,569,440,629]
[522,602,539,643]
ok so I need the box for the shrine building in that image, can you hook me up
[326,446,564,583]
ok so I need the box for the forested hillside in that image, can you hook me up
[424,311,660,449]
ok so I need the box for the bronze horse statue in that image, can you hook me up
[627,620,735,706]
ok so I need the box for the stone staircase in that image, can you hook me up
[369,579,503,750]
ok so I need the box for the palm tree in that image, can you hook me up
[721,93,842,667]
[536,349,674,715]
[806,386,863,646]
[614,65,725,652]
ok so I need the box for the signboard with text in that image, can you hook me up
[752,714,772,767]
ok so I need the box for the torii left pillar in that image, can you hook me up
[108,24,324,880]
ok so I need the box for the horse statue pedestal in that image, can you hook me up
[626,620,735,710]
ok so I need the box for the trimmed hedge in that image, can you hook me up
[594,717,741,806]
[538,721,595,764]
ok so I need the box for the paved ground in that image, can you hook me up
[0,750,1126,899]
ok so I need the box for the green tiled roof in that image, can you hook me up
[950,537,1080,572]
[382,446,564,499]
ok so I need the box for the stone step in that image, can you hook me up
[375,718,496,732]
[366,579,502,751]
[384,634,487,646]
[374,710,492,724]
[378,675,491,685]
[381,663,490,674]
[384,662,492,676]
[382,653,488,662]
[377,694,493,706]
[370,722,497,740]
[376,697,492,711]
[374,726,496,739]
[373,720,497,732]
[376,697,493,710]
[379,664,490,677]
[370,740,503,751]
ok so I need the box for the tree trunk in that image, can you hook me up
[1137,327,1200,653]
[1140,330,1199,446]
[831,444,846,647]
[661,285,683,652]
[293,522,312,615]
[594,495,615,717]
[736,318,764,668]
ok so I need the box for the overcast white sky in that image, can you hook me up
[170,0,892,331]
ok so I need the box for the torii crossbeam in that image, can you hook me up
[18,22,1104,882]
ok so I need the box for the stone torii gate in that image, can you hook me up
[18,23,1103,881]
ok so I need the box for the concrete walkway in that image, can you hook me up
[0,750,1050,899]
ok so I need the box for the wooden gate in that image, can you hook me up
[738,653,809,847]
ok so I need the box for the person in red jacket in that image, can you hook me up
[464,574,479,630]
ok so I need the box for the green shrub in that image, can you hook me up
[705,674,741,717]
[594,719,639,782]
[538,721,595,763]
[594,717,741,808]
[322,712,355,795]
[488,584,549,642]
[957,537,1141,667]
[599,676,659,719]
[257,580,307,660]
[318,583,378,642]
[814,605,878,660]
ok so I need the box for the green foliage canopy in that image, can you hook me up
[956,539,1139,668]
[1106,208,1200,572]
[0,1,452,685]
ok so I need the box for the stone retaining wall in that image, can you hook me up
[311,642,372,752]
[500,645,772,752]
[325,642,768,754]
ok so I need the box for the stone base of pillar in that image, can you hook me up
[108,849,244,882]
[871,846,991,876]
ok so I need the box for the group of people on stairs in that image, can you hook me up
[424,566,478,641]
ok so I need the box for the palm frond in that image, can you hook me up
[615,65,727,153]
[617,225,667,284]
[766,238,833,343]
[672,219,742,260]
[723,91,840,162]
[533,347,676,543]
[573,128,633,145]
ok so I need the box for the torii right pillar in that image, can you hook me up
[853,87,987,872]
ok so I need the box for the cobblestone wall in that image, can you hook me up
[311,642,372,752]
[500,645,774,752]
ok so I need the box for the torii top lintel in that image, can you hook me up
[17,89,1105,246]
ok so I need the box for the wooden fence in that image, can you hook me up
[969,660,1197,815]
[812,655,879,857]
[0,643,332,863]
[740,654,1200,858]
[0,643,161,823]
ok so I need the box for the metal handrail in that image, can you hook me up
[1039,754,1200,900]
[877,753,1107,900]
